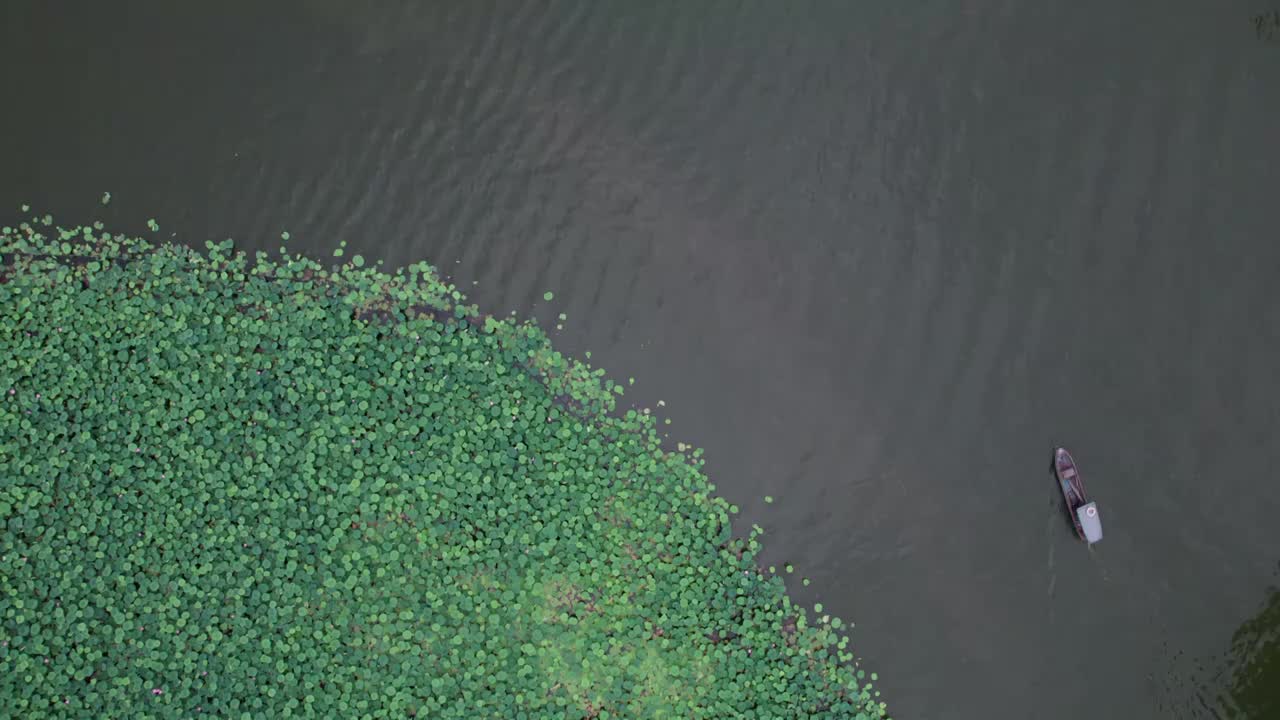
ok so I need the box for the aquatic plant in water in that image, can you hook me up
[0,211,889,718]
[1219,586,1279,718]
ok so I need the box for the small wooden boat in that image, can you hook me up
[1054,447,1102,544]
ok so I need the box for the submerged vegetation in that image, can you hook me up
[0,211,888,718]
[1220,585,1279,718]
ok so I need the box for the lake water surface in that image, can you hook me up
[3,2,1279,717]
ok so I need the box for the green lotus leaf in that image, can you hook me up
[0,211,889,719]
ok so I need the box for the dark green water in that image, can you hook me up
[3,2,1279,717]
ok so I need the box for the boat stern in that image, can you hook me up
[1076,502,1103,544]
